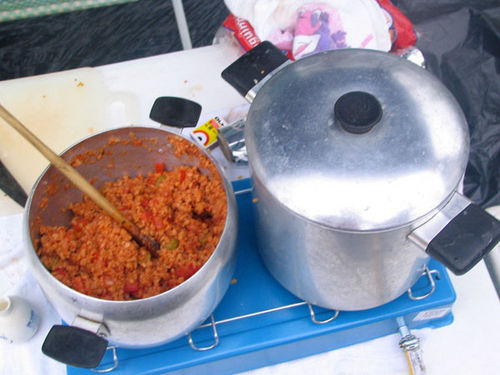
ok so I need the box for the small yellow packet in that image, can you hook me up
[191,116,227,148]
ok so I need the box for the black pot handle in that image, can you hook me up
[410,193,500,275]
[149,96,202,128]
[42,325,108,369]
[426,203,500,275]
[221,41,290,101]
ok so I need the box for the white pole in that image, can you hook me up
[171,0,192,49]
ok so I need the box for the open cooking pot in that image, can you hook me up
[24,125,237,368]
[221,42,500,311]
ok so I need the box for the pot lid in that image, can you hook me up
[245,49,470,231]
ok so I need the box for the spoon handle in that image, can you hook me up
[0,103,159,257]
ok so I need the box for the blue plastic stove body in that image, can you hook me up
[68,179,456,375]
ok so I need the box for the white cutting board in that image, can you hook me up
[0,67,141,195]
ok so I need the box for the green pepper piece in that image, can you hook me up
[163,238,179,250]
[155,175,166,186]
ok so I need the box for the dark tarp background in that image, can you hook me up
[394,0,500,208]
[0,0,499,208]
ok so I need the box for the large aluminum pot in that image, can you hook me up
[222,42,500,311]
[24,127,237,367]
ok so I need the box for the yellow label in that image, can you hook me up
[191,116,226,147]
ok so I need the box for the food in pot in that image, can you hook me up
[35,135,227,301]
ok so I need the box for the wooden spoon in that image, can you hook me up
[0,103,160,258]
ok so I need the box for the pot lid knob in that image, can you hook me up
[334,91,382,134]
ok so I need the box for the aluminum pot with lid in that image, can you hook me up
[222,42,500,311]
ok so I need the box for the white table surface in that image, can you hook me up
[0,44,498,375]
